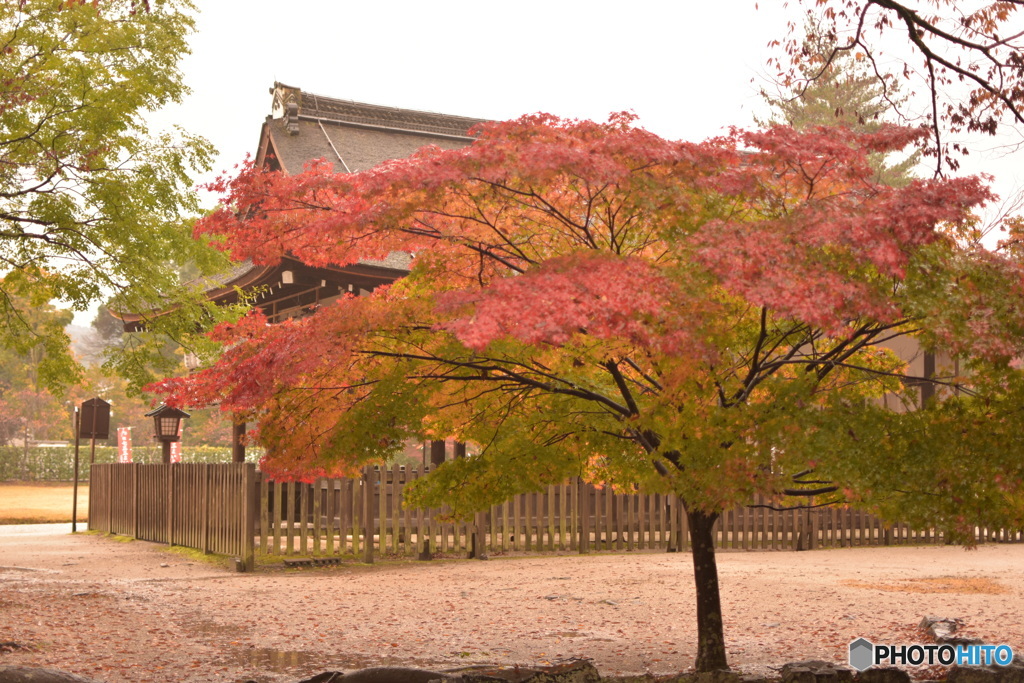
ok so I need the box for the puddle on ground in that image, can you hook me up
[196,620,451,681]
[213,647,327,683]
[217,647,321,671]
[212,647,385,679]
[212,647,458,683]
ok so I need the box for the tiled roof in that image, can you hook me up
[256,84,486,280]
[266,82,489,175]
[298,89,487,139]
[361,252,413,271]
[268,118,473,176]
[121,87,469,329]
[211,86,484,293]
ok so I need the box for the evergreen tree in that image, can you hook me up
[760,17,920,186]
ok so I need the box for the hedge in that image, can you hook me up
[0,445,262,482]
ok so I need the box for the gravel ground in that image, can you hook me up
[0,524,1021,682]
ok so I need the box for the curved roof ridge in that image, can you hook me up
[296,88,489,138]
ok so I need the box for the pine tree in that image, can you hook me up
[760,17,920,186]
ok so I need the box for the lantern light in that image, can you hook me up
[145,404,190,464]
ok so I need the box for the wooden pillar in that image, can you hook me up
[469,510,486,559]
[667,495,678,552]
[428,440,446,468]
[242,464,256,571]
[921,351,936,405]
[232,421,246,463]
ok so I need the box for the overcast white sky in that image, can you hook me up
[153,1,1022,205]
[84,0,1016,329]
[156,2,792,188]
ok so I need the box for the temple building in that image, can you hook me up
[120,83,487,462]
[121,83,486,329]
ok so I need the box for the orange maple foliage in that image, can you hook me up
[154,114,1024,672]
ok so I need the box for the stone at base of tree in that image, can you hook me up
[997,662,1024,683]
[0,667,103,683]
[780,661,854,683]
[330,667,448,683]
[1003,658,1024,683]
[948,660,1024,683]
[852,667,910,683]
[443,660,602,683]
[288,663,943,683]
[682,670,744,683]
[295,672,344,683]
[947,668,1002,683]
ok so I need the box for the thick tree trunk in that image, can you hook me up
[687,506,729,672]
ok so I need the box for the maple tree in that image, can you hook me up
[0,0,235,392]
[776,0,1024,174]
[156,112,1024,671]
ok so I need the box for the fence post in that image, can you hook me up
[259,473,269,556]
[243,464,256,571]
[578,479,590,554]
[810,508,819,550]
[362,465,374,564]
[676,498,687,552]
[680,502,690,551]
[167,463,175,547]
[131,463,139,539]
[377,468,387,556]
[468,511,484,559]
[202,464,211,554]
[666,495,678,552]
[106,464,113,533]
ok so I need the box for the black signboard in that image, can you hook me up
[79,398,110,440]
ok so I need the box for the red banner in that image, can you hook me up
[116,427,132,463]
[170,421,183,463]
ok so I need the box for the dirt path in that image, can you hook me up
[0,525,1021,682]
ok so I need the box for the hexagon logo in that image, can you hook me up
[849,638,875,672]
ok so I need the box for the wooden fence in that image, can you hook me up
[87,463,1022,568]
[254,466,1024,559]
[89,463,255,568]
